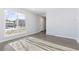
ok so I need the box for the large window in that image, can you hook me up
[5,10,17,29]
[17,13,26,28]
[5,10,26,36]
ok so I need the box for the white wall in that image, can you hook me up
[0,9,5,41]
[46,8,77,39]
[0,8,43,42]
[76,9,79,43]
[21,9,45,35]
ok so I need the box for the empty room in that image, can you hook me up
[0,8,79,51]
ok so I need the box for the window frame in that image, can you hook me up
[4,9,26,36]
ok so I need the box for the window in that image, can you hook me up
[5,10,26,36]
[5,10,17,29]
[17,13,26,28]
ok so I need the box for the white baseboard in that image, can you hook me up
[46,33,79,43]
[53,35,77,39]
[1,31,41,43]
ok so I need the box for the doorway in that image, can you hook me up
[40,16,46,34]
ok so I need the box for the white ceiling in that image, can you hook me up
[27,8,47,16]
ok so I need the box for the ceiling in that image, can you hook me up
[27,8,47,17]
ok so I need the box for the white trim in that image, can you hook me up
[46,33,77,39]
[46,34,79,43]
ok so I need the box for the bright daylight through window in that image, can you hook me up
[5,10,26,36]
